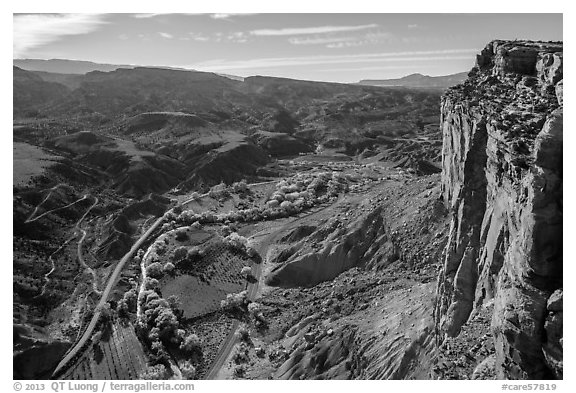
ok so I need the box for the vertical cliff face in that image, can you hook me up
[435,40,562,379]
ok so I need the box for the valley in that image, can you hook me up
[13,39,562,381]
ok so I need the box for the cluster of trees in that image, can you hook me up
[220,290,248,312]
[156,173,350,238]
[146,262,164,279]
[208,182,230,200]
[180,361,196,380]
[137,290,203,374]
[208,180,250,200]
[172,245,203,269]
[117,286,138,318]
[139,364,168,380]
[225,232,248,251]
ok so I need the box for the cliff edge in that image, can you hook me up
[435,40,562,379]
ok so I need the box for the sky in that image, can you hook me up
[13,13,563,83]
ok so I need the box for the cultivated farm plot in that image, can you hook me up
[61,322,147,380]
[162,243,251,319]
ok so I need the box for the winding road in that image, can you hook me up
[36,195,99,298]
[52,212,167,377]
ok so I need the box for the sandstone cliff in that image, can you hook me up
[435,40,562,379]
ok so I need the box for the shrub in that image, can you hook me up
[180,333,202,354]
[98,303,113,324]
[167,295,182,315]
[139,364,167,380]
[146,262,164,279]
[175,227,188,241]
[246,246,258,258]
[220,290,248,312]
[123,289,138,312]
[144,278,159,290]
[117,299,129,318]
[148,341,170,366]
[188,246,202,259]
[233,364,246,378]
[163,262,175,275]
[154,307,179,342]
[226,232,248,251]
[248,302,266,324]
[173,246,188,262]
[235,324,251,343]
[247,302,261,316]
[285,192,299,201]
[163,210,177,221]
[208,182,230,200]
[232,180,249,194]
[240,266,252,278]
[266,199,280,208]
[155,242,167,255]
[232,344,250,364]
[220,225,232,237]
[180,361,197,380]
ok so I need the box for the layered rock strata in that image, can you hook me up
[435,40,563,379]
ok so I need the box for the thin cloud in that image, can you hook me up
[288,31,394,48]
[13,13,107,58]
[210,13,258,20]
[288,36,357,45]
[190,49,477,72]
[326,41,368,49]
[191,35,210,42]
[132,13,200,18]
[188,31,248,43]
[250,24,378,36]
[323,64,429,72]
[159,32,174,39]
[132,13,164,19]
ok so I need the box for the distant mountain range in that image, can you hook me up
[13,59,139,74]
[13,58,244,81]
[14,59,465,89]
[357,72,468,89]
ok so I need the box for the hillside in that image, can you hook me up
[13,67,70,117]
[14,66,444,177]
